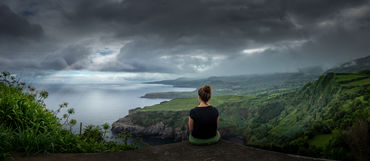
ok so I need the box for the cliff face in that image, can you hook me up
[111,101,243,142]
[111,115,188,141]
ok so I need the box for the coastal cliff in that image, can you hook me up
[111,71,369,160]
[111,96,246,142]
[111,113,188,141]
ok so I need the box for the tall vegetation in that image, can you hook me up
[0,72,136,160]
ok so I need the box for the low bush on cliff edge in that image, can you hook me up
[0,72,137,160]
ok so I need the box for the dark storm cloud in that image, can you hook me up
[69,0,300,46]
[0,3,48,71]
[41,45,93,70]
[0,4,43,40]
[1,0,369,75]
[67,0,368,40]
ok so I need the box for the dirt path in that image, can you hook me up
[8,140,334,161]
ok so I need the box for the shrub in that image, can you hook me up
[0,124,13,159]
[345,121,368,161]
[82,125,104,143]
[0,72,137,160]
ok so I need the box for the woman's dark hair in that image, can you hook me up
[198,85,212,102]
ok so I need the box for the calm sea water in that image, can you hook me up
[33,83,194,136]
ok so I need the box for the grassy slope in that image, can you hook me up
[140,95,252,111]
[0,76,134,160]
[128,71,370,160]
[308,134,333,148]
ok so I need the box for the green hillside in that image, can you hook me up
[143,56,370,100]
[127,71,370,160]
[326,55,370,73]
[142,72,320,98]
[0,72,135,160]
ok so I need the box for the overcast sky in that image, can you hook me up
[1,0,369,82]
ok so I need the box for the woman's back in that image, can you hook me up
[189,105,219,139]
[188,85,220,145]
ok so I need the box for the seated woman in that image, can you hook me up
[188,85,220,145]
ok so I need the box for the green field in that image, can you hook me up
[140,95,251,111]
[335,73,367,82]
[308,134,333,148]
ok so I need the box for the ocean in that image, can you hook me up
[33,82,194,138]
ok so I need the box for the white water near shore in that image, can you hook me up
[33,82,195,138]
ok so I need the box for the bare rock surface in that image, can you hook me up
[111,116,187,140]
[8,140,335,161]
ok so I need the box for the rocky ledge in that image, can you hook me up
[8,140,334,161]
[111,109,246,143]
[111,116,188,141]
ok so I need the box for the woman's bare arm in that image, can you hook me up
[188,117,194,131]
[217,116,219,127]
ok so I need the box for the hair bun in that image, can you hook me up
[203,85,211,93]
[198,85,212,102]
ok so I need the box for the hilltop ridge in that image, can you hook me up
[326,55,370,73]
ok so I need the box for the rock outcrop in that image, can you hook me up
[111,116,188,141]
[111,112,245,143]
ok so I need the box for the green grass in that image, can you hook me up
[308,134,333,148]
[142,91,196,99]
[335,74,367,82]
[335,73,370,87]
[344,77,370,86]
[140,95,250,111]
[270,109,299,137]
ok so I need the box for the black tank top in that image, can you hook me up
[189,106,219,139]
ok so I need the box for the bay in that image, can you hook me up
[33,82,195,136]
